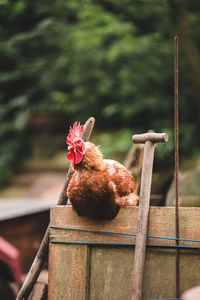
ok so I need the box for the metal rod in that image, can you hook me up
[174,35,180,299]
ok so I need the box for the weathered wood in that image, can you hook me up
[49,206,200,247]
[132,141,155,300]
[16,117,95,300]
[90,247,200,300]
[48,245,90,300]
[131,133,168,300]
[132,132,168,144]
[49,206,200,300]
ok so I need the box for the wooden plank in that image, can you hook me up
[90,247,200,299]
[49,206,200,299]
[48,240,90,300]
[132,140,155,300]
[50,206,200,247]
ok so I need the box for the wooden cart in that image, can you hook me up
[48,205,200,300]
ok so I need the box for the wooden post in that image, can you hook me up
[131,132,168,300]
[48,244,90,300]
[48,206,200,300]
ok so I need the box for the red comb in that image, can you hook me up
[67,122,83,145]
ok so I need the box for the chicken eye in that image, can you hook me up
[76,139,82,145]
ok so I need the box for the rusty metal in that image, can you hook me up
[174,35,180,299]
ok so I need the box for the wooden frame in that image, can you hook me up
[48,206,200,300]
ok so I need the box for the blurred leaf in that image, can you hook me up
[0,0,200,186]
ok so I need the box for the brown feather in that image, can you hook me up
[67,142,138,220]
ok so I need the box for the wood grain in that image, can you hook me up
[48,244,90,300]
[132,132,168,144]
[49,206,200,247]
[132,141,155,300]
[48,206,200,300]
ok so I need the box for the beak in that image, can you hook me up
[68,145,73,151]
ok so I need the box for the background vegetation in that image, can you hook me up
[1,0,200,187]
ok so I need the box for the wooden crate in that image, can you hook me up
[48,206,200,300]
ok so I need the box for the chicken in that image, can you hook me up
[66,122,138,220]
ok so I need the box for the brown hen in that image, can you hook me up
[66,122,138,220]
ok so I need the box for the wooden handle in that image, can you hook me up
[132,141,155,300]
[131,133,168,300]
[132,132,168,144]
[82,117,95,141]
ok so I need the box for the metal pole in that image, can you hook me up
[174,35,180,299]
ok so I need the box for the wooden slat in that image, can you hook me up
[90,246,200,300]
[132,140,155,300]
[50,206,200,247]
[48,244,90,300]
[48,206,200,300]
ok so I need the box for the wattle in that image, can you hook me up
[67,149,83,164]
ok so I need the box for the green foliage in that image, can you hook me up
[0,0,200,186]
[92,129,133,162]
[0,98,29,186]
[48,0,173,131]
